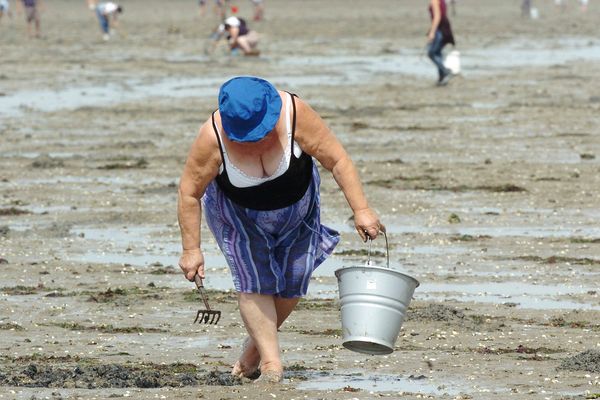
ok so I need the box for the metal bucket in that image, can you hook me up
[334,233,419,355]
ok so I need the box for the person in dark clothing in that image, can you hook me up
[521,0,532,17]
[427,0,456,86]
[450,0,457,16]
[17,0,42,38]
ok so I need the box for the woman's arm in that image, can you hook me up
[293,97,384,241]
[177,120,221,279]
[428,0,441,41]
[228,26,240,48]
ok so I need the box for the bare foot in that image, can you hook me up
[254,360,283,384]
[254,369,283,384]
[231,337,261,378]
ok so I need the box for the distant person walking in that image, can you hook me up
[250,0,264,21]
[215,0,229,19]
[521,0,532,17]
[0,0,12,23]
[449,0,457,16]
[427,0,455,86]
[16,0,42,38]
[198,0,207,16]
[95,1,122,41]
[554,0,589,12]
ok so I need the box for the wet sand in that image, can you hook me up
[1,0,600,398]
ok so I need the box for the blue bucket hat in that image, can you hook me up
[218,76,282,143]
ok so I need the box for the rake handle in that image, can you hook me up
[194,274,212,311]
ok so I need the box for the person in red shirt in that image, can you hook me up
[427,0,456,86]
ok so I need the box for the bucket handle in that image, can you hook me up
[367,230,390,268]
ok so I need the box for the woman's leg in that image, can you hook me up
[236,32,260,56]
[33,8,40,37]
[235,36,253,54]
[234,293,299,379]
[427,30,448,81]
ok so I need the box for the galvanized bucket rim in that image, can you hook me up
[334,264,420,288]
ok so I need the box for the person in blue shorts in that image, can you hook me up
[177,76,384,383]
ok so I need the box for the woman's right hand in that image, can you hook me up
[353,208,385,242]
[179,248,205,281]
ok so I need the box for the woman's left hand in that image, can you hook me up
[427,30,435,42]
[353,208,385,242]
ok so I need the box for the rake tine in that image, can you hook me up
[193,275,221,325]
[193,310,203,324]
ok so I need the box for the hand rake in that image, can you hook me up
[192,274,221,325]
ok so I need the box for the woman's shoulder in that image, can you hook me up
[195,114,220,148]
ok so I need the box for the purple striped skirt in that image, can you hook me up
[202,165,339,298]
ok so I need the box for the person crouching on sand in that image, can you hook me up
[177,76,384,383]
[95,1,122,41]
[223,15,260,56]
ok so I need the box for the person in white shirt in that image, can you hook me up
[0,0,12,23]
[95,1,122,41]
[222,15,260,56]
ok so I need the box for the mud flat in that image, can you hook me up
[1,0,600,399]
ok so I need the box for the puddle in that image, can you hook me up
[58,225,600,308]
[329,221,600,239]
[422,281,596,297]
[420,282,600,310]
[283,37,600,78]
[0,74,347,118]
[2,38,599,119]
[296,372,463,395]
[7,176,176,189]
[2,151,78,159]
[163,336,215,350]
[64,225,346,298]
[422,293,600,311]
[469,37,600,69]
